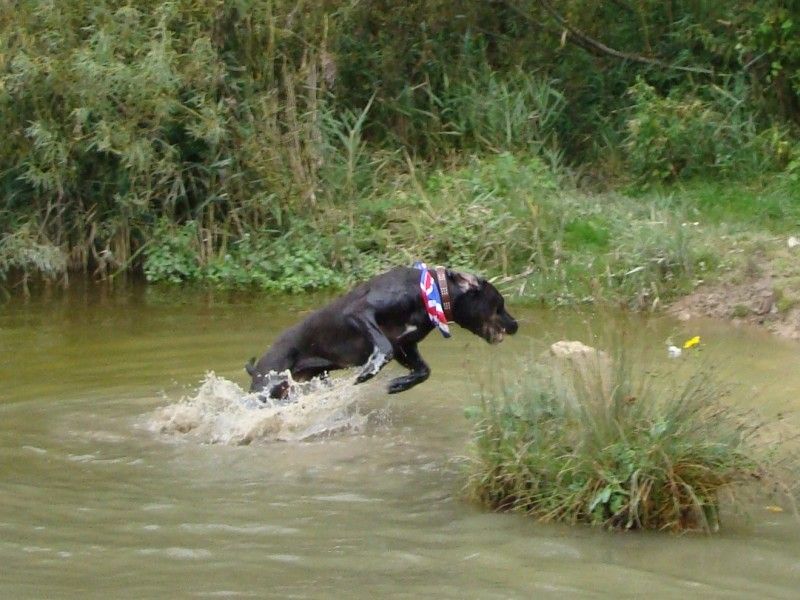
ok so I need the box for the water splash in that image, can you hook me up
[149,372,370,445]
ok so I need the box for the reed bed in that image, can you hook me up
[466,349,789,532]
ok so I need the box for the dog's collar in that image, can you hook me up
[434,266,454,323]
[412,262,451,338]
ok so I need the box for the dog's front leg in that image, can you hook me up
[345,312,394,384]
[357,346,391,383]
[387,343,430,394]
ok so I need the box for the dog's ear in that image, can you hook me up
[451,270,481,292]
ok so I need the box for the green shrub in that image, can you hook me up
[432,68,566,158]
[340,153,715,307]
[143,220,201,284]
[624,80,792,184]
[465,349,785,532]
[4,0,800,289]
[143,219,346,292]
[0,222,67,286]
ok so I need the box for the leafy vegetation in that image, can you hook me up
[624,79,794,184]
[2,0,800,300]
[465,348,788,532]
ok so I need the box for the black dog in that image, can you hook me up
[246,266,518,398]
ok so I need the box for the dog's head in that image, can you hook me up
[450,271,518,344]
[245,360,290,400]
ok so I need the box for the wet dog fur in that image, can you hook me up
[246,266,518,399]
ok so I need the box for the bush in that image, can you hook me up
[624,79,792,184]
[143,220,201,284]
[0,222,67,289]
[424,68,566,158]
[332,152,715,307]
[465,347,786,532]
[4,0,800,288]
[143,218,346,292]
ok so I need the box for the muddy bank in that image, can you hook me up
[669,271,800,341]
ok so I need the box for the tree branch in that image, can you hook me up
[506,0,714,76]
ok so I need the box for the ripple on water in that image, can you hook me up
[179,523,299,535]
[137,547,213,560]
[265,554,302,564]
[312,493,383,503]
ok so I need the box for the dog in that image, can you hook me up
[246,265,518,399]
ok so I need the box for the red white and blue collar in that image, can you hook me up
[413,262,452,338]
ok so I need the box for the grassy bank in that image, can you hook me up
[109,160,800,312]
[5,149,800,311]
[464,347,791,532]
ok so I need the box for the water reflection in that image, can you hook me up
[1,282,799,597]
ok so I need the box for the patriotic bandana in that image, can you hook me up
[413,261,451,338]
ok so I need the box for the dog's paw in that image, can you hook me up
[388,370,429,394]
[355,349,392,384]
[387,380,407,394]
[388,374,420,394]
[355,370,375,384]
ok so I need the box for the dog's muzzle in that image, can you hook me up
[484,326,509,344]
[484,315,518,344]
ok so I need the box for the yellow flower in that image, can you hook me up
[683,336,701,349]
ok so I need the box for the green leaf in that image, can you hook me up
[589,486,612,513]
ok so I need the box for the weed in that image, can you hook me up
[624,79,792,185]
[465,348,789,532]
[2,1,799,303]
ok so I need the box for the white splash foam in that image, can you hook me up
[148,371,370,445]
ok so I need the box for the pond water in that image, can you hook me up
[2,282,800,598]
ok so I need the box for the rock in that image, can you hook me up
[754,289,776,315]
[546,340,612,394]
[788,236,800,250]
[549,340,607,361]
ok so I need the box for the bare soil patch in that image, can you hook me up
[669,244,800,340]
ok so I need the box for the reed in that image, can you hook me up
[465,348,789,532]
[2,0,797,298]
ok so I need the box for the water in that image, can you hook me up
[150,373,372,444]
[2,282,800,598]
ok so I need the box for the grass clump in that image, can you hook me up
[465,348,782,532]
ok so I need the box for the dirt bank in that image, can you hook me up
[668,243,800,340]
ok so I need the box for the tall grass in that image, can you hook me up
[465,349,788,532]
[2,0,797,296]
[367,154,715,308]
[624,79,794,185]
[78,152,721,303]
[1,0,337,277]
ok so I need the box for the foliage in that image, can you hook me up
[143,219,345,292]
[668,179,800,232]
[1,0,337,278]
[624,79,793,183]
[2,0,800,295]
[390,154,716,308]
[142,221,202,284]
[465,349,784,532]
[0,223,67,286]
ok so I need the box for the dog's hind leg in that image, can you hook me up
[387,343,430,394]
[345,312,394,384]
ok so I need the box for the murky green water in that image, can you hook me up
[2,282,800,598]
